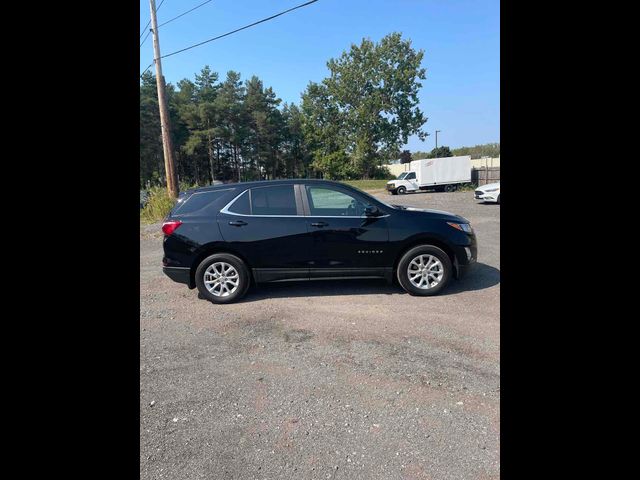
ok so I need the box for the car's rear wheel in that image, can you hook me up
[397,245,453,296]
[195,253,250,304]
[397,186,406,195]
[445,184,455,192]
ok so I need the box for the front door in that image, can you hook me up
[404,171,419,191]
[301,184,390,279]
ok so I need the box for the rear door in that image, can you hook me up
[300,184,390,278]
[217,184,311,282]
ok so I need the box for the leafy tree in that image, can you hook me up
[301,82,348,179]
[399,150,412,164]
[281,103,311,178]
[302,32,428,179]
[140,33,432,186]
[428,146,453,158]
[411,150,430,160]
[140,72,164,188]
[452,142,500,159]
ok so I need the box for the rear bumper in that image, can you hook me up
[162,266,194,288]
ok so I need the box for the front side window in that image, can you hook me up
[405,172,416,180]
[250,185,297,216]
[306,186,366,217]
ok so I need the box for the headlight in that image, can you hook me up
[484,188,499,192]
[447,222,473,233]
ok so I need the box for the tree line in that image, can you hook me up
[411,143,500,161]
[140,33,428,188]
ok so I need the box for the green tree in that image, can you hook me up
[452,142,500,159]
[301,82,350,179]
[399,150,412,164]
[215,71,246,182]
[140,72,167,188]
[428,146,453,158]
[281,103,312,178]
[301,33,427,179]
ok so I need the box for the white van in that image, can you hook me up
[386,156,471,194]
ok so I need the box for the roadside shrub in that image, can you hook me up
[457,183,477,192]
[370,165,395,180]
[140,186,176,223]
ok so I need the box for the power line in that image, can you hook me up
[140,0,164,39]
[140,63,154,79]
[158,0,214,28]
[140,0,166,45]
[140,0,319,78]
[160,0,319,59]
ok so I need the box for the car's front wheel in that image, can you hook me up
[397,186,407,195]
[195,253,250,304]
[397,245,453,296]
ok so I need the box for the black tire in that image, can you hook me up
[444,184,455,192]
[195,253,251,304]
[396,245,453,296]
[397,186,407,195]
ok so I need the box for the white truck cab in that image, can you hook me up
[386,156,471,195]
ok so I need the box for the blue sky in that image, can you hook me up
[140,0,499,151]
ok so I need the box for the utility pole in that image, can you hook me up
[149,0,179,198]
[435,130,441,152]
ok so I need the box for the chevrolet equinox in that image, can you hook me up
[162,179,477,304]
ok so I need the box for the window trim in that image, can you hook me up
[301,184,390,218]
[220,184,390,218]
[220,185,303,217]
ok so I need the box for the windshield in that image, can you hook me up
[397,172,408,180]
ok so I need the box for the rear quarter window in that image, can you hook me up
[172,189,235,217]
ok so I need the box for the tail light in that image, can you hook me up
[162,220,183,236]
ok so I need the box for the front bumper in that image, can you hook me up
[475,191,499,202]
[386,183,396,192]
[455,260,476,279]
[453,241,477,279]
[162,266,194,288]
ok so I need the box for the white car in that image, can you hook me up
[474,182,500,204]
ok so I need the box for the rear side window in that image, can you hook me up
[250,186,297,216]
[173,189,232,216]
[227,190,250,215]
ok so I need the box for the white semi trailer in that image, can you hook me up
[386,155,472,195]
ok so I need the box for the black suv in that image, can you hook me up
[162,179,477,303]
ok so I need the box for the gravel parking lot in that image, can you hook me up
[140,190,500,480]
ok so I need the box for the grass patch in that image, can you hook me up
[339,179,391,191]
[140,186,176,224]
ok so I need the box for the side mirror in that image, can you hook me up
[364,204,380,216]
